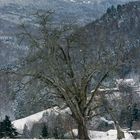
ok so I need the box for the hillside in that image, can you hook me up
[0,1,140,139]
[0,0,136,26]
[0,0,137,120]
[74,1,140,77]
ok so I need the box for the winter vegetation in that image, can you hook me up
[0,0,140,139]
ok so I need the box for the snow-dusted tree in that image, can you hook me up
[16,11,129,139]
[22,124,30,138]
[101,95,125,139]
[118,79,140,130]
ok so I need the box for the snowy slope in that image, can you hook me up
[12,106,71,133]
[12,110,46,132]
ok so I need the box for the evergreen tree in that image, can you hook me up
[117,4,122,12]
[107,8,111,14]
[111,5,116,12]
[0,121,4,138]
[132,104,139,121]
[107,6,116,16]
[2,115,18,138]
[53,127,59,139]
[41,124,48,138]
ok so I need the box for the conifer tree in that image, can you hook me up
[53,127,59,139]
[132,103,138,121]
[41,124,48,138]
[2,115,18,138]
[117,4,122,12]
[107,8,111,14]
[0,121,4,138]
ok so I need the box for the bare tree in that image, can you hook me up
[99,91,125,139]
[14,11,129,139]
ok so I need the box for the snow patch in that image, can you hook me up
[117,79,135,86]
[100,117,114,125]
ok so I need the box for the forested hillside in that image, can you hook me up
[0,0,140,139]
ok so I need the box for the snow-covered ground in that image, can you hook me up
[91,129,136,140]
[68,129,135,140]
[12,106,140,139]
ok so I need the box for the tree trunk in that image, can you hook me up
[77,119,90,140]
[116,123,125,140]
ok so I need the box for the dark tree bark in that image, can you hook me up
[77,118,90,140]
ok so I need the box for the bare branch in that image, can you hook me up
[85,72,109,112]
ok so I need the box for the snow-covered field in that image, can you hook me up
[70,129,135,140]
[2,130,138,140]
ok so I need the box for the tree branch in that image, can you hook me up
[85,71,109,112]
